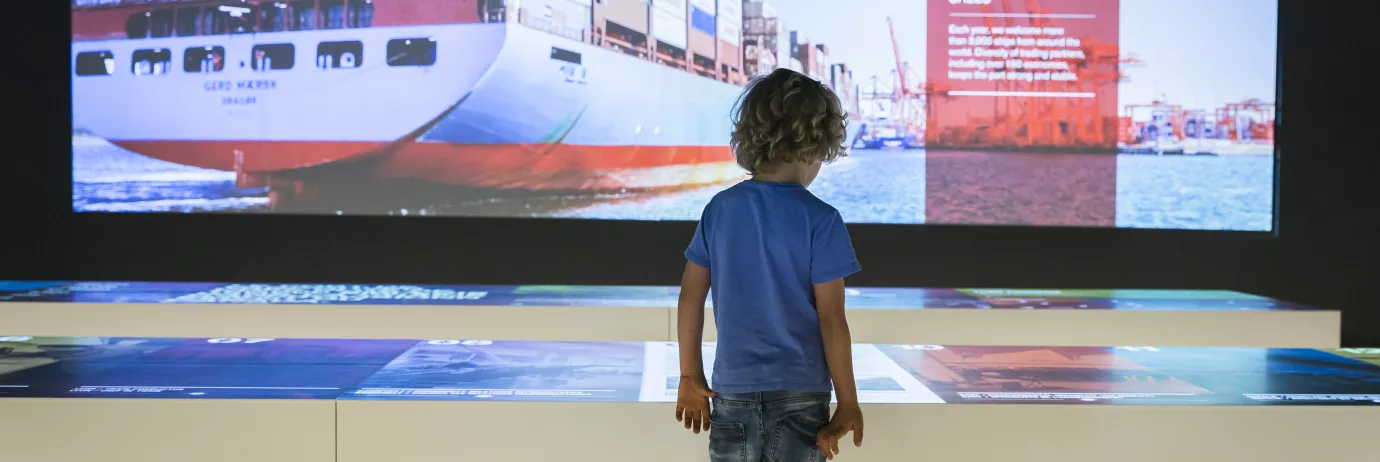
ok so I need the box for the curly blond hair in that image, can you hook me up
[729,68,849,175]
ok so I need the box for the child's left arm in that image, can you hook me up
[674,260,715,434]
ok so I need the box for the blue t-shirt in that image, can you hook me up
[685,180,861,393]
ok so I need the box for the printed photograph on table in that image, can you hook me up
[1329,349,1380,368]
[1,281,1313,310]
[840,287,985,309]
[506,285,685,307]
[1114,347,1380,404]
[0,336,415,399]
[877,345,1380,405]
[957,288,1309,310]
[879,345,1213,404]
[638,342,944,403]
[0,281,228,303]
[70,0,1277,231]
[344,340,646,401]
[0,281,505,305]
[0,281,681,307]
[3,337,1377,404]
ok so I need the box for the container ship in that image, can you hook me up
[70,0,860,208]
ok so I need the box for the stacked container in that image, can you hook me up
[651,0,688,70]
[717,0,742,84]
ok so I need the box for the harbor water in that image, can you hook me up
[72,139,1273,231]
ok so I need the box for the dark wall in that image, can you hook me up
[6,0,1377,345]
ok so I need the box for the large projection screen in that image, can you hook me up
[71,0,1277,231]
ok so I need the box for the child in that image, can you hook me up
[674,68,864,461]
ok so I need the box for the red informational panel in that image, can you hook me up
[925,0,1120,227]
[926,0,1120,150]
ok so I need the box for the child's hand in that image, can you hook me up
[816,404,864,460]
[674,375,716,434]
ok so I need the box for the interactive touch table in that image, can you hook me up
[0,336,1376,462]
[0,282,1341,347]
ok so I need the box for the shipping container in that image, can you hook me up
[517,0,593,42]
[831,63,860,117]
[592,0,650,59]
[651,0,688,71]
[651,0,687,17]
[776,19,792,71]
[687,0,717,78]
[652,5,687,49]
[743,0,775,19]
[690,0,715,35]
[813,43,829,78]
[717,0,743,84]
[791,31,813,77]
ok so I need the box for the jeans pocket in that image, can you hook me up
[769,400,830,462]
[709,420,748,462]
[799,400,830,426]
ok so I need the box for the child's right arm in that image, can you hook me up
[674,260,715,434]
[814,277,864,460]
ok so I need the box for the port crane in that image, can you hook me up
[859,15,937,149]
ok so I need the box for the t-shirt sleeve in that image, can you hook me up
[810,210,861,284]
[685,211,712,269]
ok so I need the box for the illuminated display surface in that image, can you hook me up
[2,336,1375,404]
[70,0,1278,232]
[0,282,1316,311]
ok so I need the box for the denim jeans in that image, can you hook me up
[709,391,831,462]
